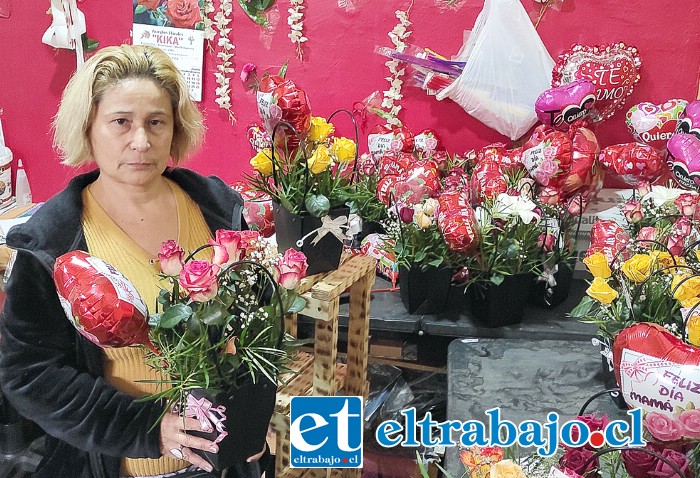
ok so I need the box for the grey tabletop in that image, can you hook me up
[444,337,630,476]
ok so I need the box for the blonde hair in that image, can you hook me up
[53,44,204,166]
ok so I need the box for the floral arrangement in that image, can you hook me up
[245,114,357,217]
[287,0,306,59]
[388,197,461,270]
[145,229,308,408]
[571,182,700,345]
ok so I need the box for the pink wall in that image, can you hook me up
[0,1,698,201]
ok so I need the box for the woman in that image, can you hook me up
[0,45,267,478]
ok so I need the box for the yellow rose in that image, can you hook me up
[249,148,274,176]
[583,252,611,279]
[672,274,700,303]
[490,460,527,478]
[687,314,700,347]
[681,296,700,309]
[650,251,686,273]
[332,136,357,163]
[413,208,433,229]
[621,254,653,283]
[586,277,618,305]
[696,249,700,263]
[307,145,332,174]
[308,116,335,143]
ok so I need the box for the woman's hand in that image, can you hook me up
[159,410,219,473]
[246,441,267,463]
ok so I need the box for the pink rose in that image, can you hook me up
[540,157,559,176]
[542,145,557,162]
[651,448,691,478]
[158,240,184,276]
[538,233,556,253]
[667,234,684,256]
[678,409,700,439]
[165,0,201,28]
[622,200,644,223]
[240,63,257,82]
[674,194,697,217]
[672,217,692,237]
[238,230,261,252]
[211,229,243,264]
[645,412,684,442]
[179,260,220,302]
[276,249,308,289]
[637,226,657,245]
[637,181,652,197]
[225,336,237,355]
[535,168,552,186]
[539,186,560,205]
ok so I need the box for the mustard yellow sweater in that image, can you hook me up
[82,179,212,477]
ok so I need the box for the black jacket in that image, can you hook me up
[0,168,253,478]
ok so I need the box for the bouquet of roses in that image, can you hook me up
[54,229,308,469]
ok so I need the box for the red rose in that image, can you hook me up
[138,0,162,9]
[538,233,556,253]
[158,239,184,276]
[559,448,598,476]
[621,445,660,478]
[179,260,220,302]
[276,249,308,289]
[165,0,201,28]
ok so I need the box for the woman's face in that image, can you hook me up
[88,78,175,188]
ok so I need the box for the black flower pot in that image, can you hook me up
[469,273,535,327]
[353,220,386,248]
[529,259,575,308]
[273,203,349,275]
[600,344,629,410]
[399,264,451,315]
[189,376,277,470]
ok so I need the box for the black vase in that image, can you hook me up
[529,259,575,308]
[469,273,534,327]
[600,344,629,410]
[398,264,451,315]
[189,376,277,470]
[273,203,349,275]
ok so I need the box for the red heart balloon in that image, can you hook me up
[54,250,158,353]
[562,126,604,200]
[521,125,573,189]
[552,42,642,123]
[613,322,700,421]
[377,151,412,179]
[625,100,688,150]
[598,142,664,186]
[471,161,508,202]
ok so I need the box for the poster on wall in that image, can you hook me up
[132,3,205,101]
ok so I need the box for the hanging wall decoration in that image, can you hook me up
[288,0,306,60]
[530,0,565,29]
[435,0,466,12]
[381,1,414,127]
[212,0,236,122]
[43,0,87,68]
[552,42,642,123]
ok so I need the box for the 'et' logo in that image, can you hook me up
[289,396,363,468]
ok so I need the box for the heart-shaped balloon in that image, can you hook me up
[667,133,700,191]
[376,174,400,206]
[246,123,272,152]
[54,250,157,353]
[376,151,412,179]
[613,322,700,420]
[552,43,641,123]
[521,125,573,189]
[414,129,444,156]
[676,100,700,141]
[476,144,524,174]
[257,75,311,149]
[625,100,688,150]
[587,219,630,264]
[231,182,275,238]
[598,142,665,186]
[367,125,414,158]
[436,190,480,253]
[561,126,603,200]
[535,80,596,129]
[470,160,508,202]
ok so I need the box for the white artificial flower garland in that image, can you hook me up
[212,0,235,123]
[381,2,413,127]
[288,0,307,60]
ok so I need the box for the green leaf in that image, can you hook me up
[198,302,228,326]
[569,296,595,317]
[490,274,504,286]
[305,194,330,217]
[428,259,443,267]
[134,4,147,14]
[288,295,307,313]
[278,61,288,78]
[159,304,193,328]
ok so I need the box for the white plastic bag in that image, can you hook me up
[437,0,554,140]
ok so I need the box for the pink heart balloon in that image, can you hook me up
[535,79,596,129]
[667,133,700,191]
[625,99,688,150]
[676,100,700,141]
